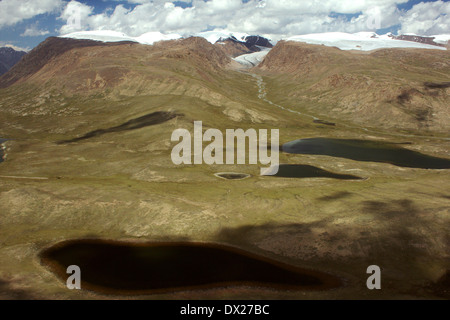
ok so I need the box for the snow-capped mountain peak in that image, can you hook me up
[431,34,450,45]
[286,32,447,51]
[59,30,448,52]
[60,30,183,45]
[59,30,272,48]
[193,31,251,44]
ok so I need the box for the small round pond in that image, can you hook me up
[214,172,251,180]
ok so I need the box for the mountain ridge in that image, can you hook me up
[0,47,27,76]
[256,40,450,133]
[0,36,231,90]
[1,33,449,135]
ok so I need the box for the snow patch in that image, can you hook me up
[286,32,447,51]
[431,34,450,45]
[59,30,448,51]
[233,48,271,67]
[194,31,250,44]
[60,30,250,46]
[61,30,136,43]
[60,30,182,45]
[135,32,182,45]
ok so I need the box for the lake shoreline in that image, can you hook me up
[39,238,343,296]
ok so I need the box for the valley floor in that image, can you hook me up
[0,66,449,300]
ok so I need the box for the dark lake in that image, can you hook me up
[267,164,363,180]
[40,240,341,295]
[282,138,450,169]
[57,111,179,144]
[313,119,336,126]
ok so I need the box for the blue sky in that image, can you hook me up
[0,0,448,51]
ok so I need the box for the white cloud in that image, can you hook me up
[0,0,64,29]
[21,25,50,37]
[57,0,448,39]
[59,0,95,34]
[0,42,30,52]
[400,0,450,35]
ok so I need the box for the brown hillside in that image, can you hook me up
[256,41,450,133]
[0,37,231,91]
[0,37,136,88]
[215,39,254,57]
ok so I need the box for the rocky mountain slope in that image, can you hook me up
[257,40,450,134]
[0,36,230,90]
[0,36,279,142]
[392,34,446,47]
[214,35,273,58]
[0,47,26,76]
